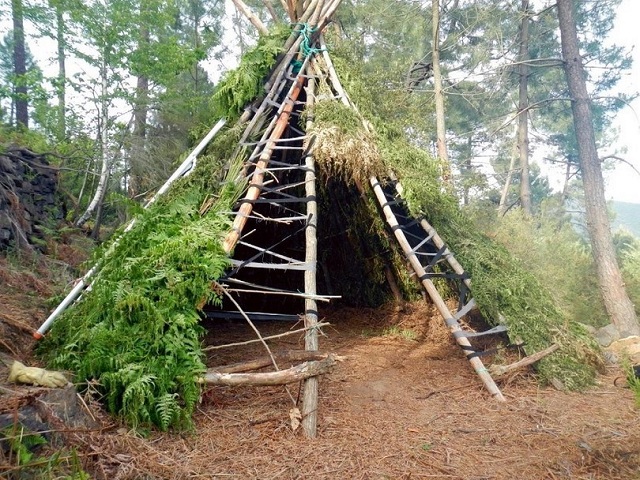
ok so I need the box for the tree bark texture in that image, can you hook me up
[557,0,640,336]
[517,0,532,216]
[498,132,518,216]
[130,1,150,197]
[55,1,66,140]
[12,0,28,128]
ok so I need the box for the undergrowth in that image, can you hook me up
[1,424,89,479]
[39,127,245,430]
[628,368,640,408]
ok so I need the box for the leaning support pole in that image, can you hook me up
[34,119,227,339]
[389,176,471,291]
[223,61,308,254]
[370,177,506,402]
[301,74,320,438]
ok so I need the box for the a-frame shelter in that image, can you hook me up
[36,0,510,438]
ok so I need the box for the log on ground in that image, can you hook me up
[201,355,337,386]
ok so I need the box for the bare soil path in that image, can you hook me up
[1,280,639,479]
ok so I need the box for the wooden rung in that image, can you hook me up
[229,259,313,271]
[237,240,304,263]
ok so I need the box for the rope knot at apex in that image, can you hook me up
[294,22,327,58]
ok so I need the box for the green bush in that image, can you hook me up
[489,209,608,328]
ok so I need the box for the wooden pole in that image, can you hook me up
[230,0,268,35]
[281,0,293,20]
[211,350,338,374]
[489,344,559,377]
[262,0,279,22]
[301,74,320,438]
[223,68,307,254]
[201,357,336,386]
[370,177,506,402]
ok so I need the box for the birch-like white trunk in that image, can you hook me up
[76,55,110,228]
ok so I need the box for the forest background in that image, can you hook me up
[1,0,640,339]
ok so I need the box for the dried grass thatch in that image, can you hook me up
[308,100,385,186]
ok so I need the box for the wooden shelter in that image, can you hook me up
[36,0,540,438]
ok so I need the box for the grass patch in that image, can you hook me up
[382,326,418,341]
[1,424,89,479]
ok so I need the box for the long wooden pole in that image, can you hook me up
[223,70,306,254]
[301,74,320,438]
[230,0,268,35]
[201,357,336,386]
[212,350,335,374]
[370,177,506,402]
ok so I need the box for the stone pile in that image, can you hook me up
[0,147,63,250]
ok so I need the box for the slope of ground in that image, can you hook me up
[1,272,639,479]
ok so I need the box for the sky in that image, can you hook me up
[597,0,640,204]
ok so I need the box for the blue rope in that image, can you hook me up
[291,23,326,72]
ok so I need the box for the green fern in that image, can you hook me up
[155,393,180,431]
[38,131,247,430]
[211,24,290,120]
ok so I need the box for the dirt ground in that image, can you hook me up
[1,268,639,479]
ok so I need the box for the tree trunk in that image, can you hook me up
[12,0,28,129]
[55,0,66,140]
[76,55,110,228]
[498,132,518,216]
[432,0,451,187]
[557,0,640,337]
[130,1,150,198]
[517,0,532,216]
[462,136,472,205]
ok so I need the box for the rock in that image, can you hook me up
[0,385,98,454]
[606,336,640,364]
[594,324,620,347]
[578,323,597,335]
[0,147,64,251]
[602,350,619,364]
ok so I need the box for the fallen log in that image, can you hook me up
[211,350,340,374]
[489,344,560,377]
[201,355,337,386]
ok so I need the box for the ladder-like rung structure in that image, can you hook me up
[370,176,506,401]
[216,59,321,323]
